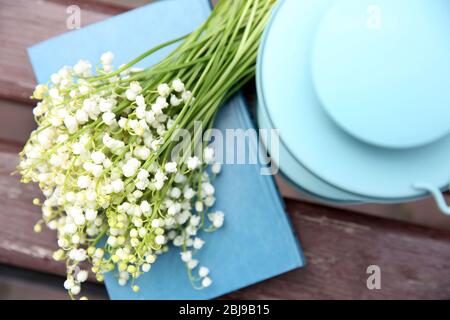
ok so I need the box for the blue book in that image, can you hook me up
[28,0,305,300]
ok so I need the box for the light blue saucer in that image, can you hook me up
[312,0,450,149]
[257,0,450,209]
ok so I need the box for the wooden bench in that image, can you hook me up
[1,0,450,299]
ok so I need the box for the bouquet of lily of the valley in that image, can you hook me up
[18,0,276,299]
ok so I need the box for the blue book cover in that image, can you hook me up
[28,0,305,300]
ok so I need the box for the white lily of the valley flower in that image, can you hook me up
[203,147,215,164]
[64,115,78,133]
[102,112,116,126]
[202,277,212,288]
[187,156,201,170]
[211,163,222,174]
[164,162,177,173]
[155,235,165,245]
[134,146,150,160]
[99,99,113,112]
[136,95,146,108]
[199,266,209,277]
[172,79,185,92]
[170,94,182,106]
[157,83,170,97]
[187,259,198,269]
[111,179,124,193]
[73,60,91,75]
[208,211,225,228]
[85,209,97,221]
[75,109,89,124]
[76,270,89,283]
[130,81,142,93]
[180,251,192,262]
[126,89,137,101]
[91,151,105,165]
[77,176,91,189]
[101,51,114,65]
[193,237,205,250]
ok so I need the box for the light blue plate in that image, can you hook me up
[312,0,450,150]
[257,0,450,203]
[256,0,420,204]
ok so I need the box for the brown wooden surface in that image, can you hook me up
[0,0,118,104]
[1,139,450,299]
[0,264,107,300]
[1,0,450,300]
[1,0,449,231]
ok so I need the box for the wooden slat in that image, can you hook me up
[0,0,124,104]
[1,140,450,299]
[230,201,450,299]
[0,264,107,300]
[0,140,62,275]
[0,99,37,144]
[47,0,151,13]
[3,0,449,231]
[277,177,450,231]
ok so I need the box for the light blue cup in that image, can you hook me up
[257,0,450,214]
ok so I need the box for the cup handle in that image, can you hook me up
[413,183,450,216]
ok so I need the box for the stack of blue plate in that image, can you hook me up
[256,0,450,214]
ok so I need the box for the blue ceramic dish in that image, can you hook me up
[257,0,450,213]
